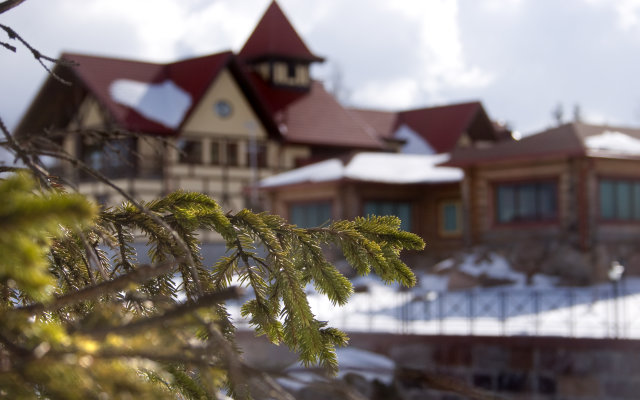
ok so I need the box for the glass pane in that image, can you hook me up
[290,204,305,227]
[363,202,377,217]
[307,204,319,227]
[380,202,395,216]
[363,201,411,230]
[616,182,631,220]
[210,142,221,165]
[634,183,640,220]
[443,203,459,232]
[518,184,536,219]
[290,202,331,228]
[227,142,238,166]
[178,140,202,164]
[600,180,615,219]
[538,183,557,219]
[396,203,412,231]
[496,185,515,223]
[317,203,331,225]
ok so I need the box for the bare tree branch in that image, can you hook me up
[0,0,27,15]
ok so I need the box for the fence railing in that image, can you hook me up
[231,283,640,338]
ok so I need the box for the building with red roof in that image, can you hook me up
[16,0,508,249]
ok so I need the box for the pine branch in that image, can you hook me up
[17,260,178,314]
[36,148,205,295]
[81,286,242,338]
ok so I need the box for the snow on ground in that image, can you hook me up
[228,252,640,339]
[109,79,191,128]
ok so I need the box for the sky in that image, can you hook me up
[2,0,640,136]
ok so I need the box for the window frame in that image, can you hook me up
[226,141,239,166]
[177,138,203,164]
[438,199,462,237]
[492,179,559,226]
[287,200,333,228]
[362,199,413,232]
[598,177,640,223]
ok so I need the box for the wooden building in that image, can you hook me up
[261,153,465,257]
[445,122,640,278]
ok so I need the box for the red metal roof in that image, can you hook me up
[347,108,398,140]
[239,1,324,62]
[244,70,308,115]
[348,102,498,153]
[396,102,485,153]
[64,52,233,135]
[274,81,385,149]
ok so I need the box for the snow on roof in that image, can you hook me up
[585,130,640,155]
[109,79,192,129]
[260,152,463,188]
[260,158,344,188]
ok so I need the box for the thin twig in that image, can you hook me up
[81,286,243,338]
[0,0,27,15]
[0,23,74,85]
[17,260,178,314]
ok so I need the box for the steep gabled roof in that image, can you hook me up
[445,122,640,167]
[272,81,385,150]
[239,0,324,63]
[349,102,500,154]
[347,109,398,140]
[396,102,494,153]
[16,51,280,138]
[64,52,232,134]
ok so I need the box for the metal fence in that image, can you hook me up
[300,283,640,339]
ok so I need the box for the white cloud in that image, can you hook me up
[351,79,420,109]
[384,0,493,100]
[583,0,640,30]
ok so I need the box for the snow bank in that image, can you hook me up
[458,253,526,286]
[110,79,191,129]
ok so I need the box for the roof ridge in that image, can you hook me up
[239,0,323,62]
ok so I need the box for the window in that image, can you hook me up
[246,141,267,168]
[363,201,412,231]
[495,181,557,224]
[81,138,134,179]
[178,139,202,164]
[599,178,640,221]
[256,143,268,168]
[439,200,462,236]
[210,141,221,165]
[287,63,297,78]
[226,142,238,166]
[289,201,332,228]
